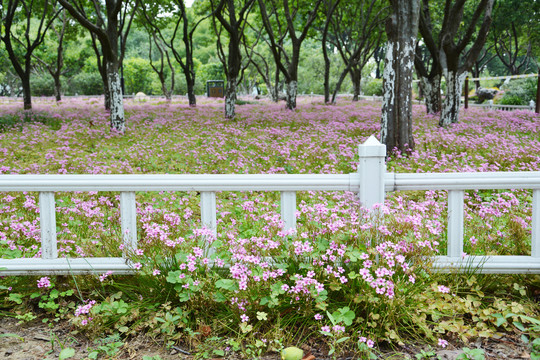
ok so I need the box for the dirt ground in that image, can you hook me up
[0,316,534,359]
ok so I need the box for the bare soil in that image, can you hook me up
[0,316,533,359]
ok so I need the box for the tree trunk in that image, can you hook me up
[380,0,419,155]
[187,78,196,107]
[21,75,32,110]
[100,67,111,110]
[331,67,349,104]
[266,82,277,101]
[420,75,441,114]
[272,70,280,102]
[286,80,297,110]
[323,45,331,104]
[107,61,125,133]
[53,74,62,102]
[103,84,111,110]
[225,78,237,118]
[351,68,361,101]
[323,58,330,103]
[439,71,466,127]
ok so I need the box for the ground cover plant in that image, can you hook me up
[0,97,539,359]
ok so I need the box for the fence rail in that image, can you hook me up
[464,100,536,112]
[1,136,539,276]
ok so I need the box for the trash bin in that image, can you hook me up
[206,80,224,98]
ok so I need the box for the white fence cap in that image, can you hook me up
[358,135,386,157]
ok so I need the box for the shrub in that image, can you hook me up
[499,78,536,105]
[68,72,104,95]
[123,57,157,95]
[499,95,525,105]
[362,78,383,96]
[30,73,55,96]
[0,110,61,132]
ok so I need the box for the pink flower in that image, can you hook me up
[438,285,450,293]
[240,314,249,323]
[332,325,345,333]
[152,269,161,276]
[99,271,113,282]
[366,339,375,348]
[359,336,367,343]
[314,314,323,320]
[37,277,51,288]
[438,338,448,348]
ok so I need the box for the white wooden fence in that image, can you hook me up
[0,136,539,276]
[464,100,536,112]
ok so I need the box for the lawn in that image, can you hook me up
[0,96,539,359]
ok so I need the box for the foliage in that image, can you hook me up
[68,72,104,95]
[123,57,158,95]
[0,110,61,131]
[362,78,383,96]
[498,78,537,105]
[30,73,56,96]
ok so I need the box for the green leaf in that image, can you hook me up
[0,333,24,341]
[212,240,223,249]
[166,271,182,284]
[326,311,336,325]
[8,293,23,304]
[213,292,227,302]
[256,311,267,321]
[59,348,76,360]
[215,279,238,291]
[514,321,526,331]
[213,349,225,356]
[259,296,269,306]
[492,313,507,327]
[336,336,350,344]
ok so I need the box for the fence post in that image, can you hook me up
[358,135,386,209]
[532,190,540,258]
[530,100,536,112]
[201,191,217,256]
[488,100,493,110]
[280,191,296,232]
[40,192,57,259]
[120,192,138,255]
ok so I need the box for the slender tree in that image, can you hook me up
[58,0,139,133]
[327,0,386,103]
[0,0,60,109]
[491,0,537,75]
[140,0,206,106]
[320,0,340,103]
[88,32,110,109]
[414,0,442,114]
[257,0,323,109]
[414,0,494,124]
[470,45,495,89]
[380,0,420,155]
[148,33,174,101]
[438,0,494,126]
[210,0,255,118]
[244,31,281,102]
[32,6,70,102]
